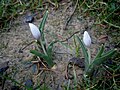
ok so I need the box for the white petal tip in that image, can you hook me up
[29,23,41,40]
[83,31,91,47]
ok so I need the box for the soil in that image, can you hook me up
[0,1,113,90]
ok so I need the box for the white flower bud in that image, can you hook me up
[83,31,91,47]
[29,23,41,40]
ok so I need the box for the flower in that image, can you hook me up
[29,23,41,40]
[83,31,91,47]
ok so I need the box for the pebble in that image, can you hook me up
[25,15,34,23]
[11,86,21,90]
[25,79,33,88]
[69,57,85,68]
[0,61,9,90]
[32,64,38,74]
[0,61,9,74]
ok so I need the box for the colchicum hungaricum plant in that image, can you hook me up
[28,11,55,68]
[76,31,116,78]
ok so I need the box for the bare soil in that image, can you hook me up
[0,1,110,90]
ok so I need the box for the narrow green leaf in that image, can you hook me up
[39,11,48,43]
[47,41,56,58]
[39,0,43,7]
[67,79,71,90]
[93,45,104,60]
[86,49,116,76]
[30,50,54,68]
[73,65,77,90]
[115,64,120,71]
[39,11,48,32]
[76,36,89,70]
[93,49,116,65]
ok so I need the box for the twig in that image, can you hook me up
[47,0,57,7]
[31,57,48,69]
[38,57,48,68]
[64,2,72,12]
[103,20,120,29]
[38,68,55,72]
[98,7,119,24]
[63,0,79,30]
[60,31,80,42]
[19,40,35,53]
[80,0,86,7]
[18,0,23,5]
[65,63,69,79]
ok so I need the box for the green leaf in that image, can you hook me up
[93,45,104,60]
[39,10,48,43]
[94,49,116,65]
[76,36,89,71]
[86,49,116,76]
[73,66,77,90]
[30,50,54,68]
[47,41,56,57]
[39,11,48,32]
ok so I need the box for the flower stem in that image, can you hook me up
[39,39,47,55]
[87,48,91,65]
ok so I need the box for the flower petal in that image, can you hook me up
[83,31,91,47]
[29,23,41,40]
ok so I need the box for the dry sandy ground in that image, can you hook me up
[0,1,106,90]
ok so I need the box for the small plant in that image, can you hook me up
[28,11,55,68]
[76,31,117,78]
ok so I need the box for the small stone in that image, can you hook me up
[69,57,85,68]
[0,61,9,74]
[25,15,34,23]
[32,64,38,74]
[25,79,33,88]
[11,86,21,90]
